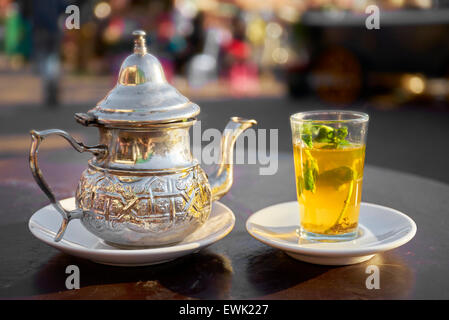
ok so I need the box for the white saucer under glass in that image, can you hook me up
[246,201,417,266]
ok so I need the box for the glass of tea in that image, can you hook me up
[290,111,369,241]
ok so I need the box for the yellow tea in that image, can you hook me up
[293,142,365,236]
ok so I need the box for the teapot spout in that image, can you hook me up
[209,117,257,201]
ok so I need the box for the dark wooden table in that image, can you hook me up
[1,151,448,299]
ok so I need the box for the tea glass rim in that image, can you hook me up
[290,110,369,124]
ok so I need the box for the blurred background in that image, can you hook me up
[0,0,449,185]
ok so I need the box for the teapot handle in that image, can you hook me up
[29,129,107,242]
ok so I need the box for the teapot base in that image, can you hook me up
[81,217,203,248]
[75,163,212,247]
[102,240,182,250]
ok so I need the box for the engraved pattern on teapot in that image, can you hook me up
[76,164,211,244]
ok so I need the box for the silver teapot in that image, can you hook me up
[29,31,256,247]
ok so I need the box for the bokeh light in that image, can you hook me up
[272,47,289,64]
[402,74,426,95]
[94,2,112,19]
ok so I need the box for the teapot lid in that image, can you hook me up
[80,30,200,127]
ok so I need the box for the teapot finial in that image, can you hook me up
[133,30,147,55]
